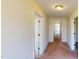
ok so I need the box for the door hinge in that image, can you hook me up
[38,47,40,50]
[38,20,40,23]
[38,34,40,36]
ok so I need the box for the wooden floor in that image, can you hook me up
[36,36,78,59]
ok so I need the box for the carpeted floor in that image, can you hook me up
[35,36,78,59]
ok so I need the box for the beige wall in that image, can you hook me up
[71,8,78,18]
[33,1,49,54]
[67,17,71,49]
[2,0,34,59]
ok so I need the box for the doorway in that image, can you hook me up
[74,17,78,49]
[54,21,62,42]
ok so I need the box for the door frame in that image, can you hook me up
[34,12,43,57]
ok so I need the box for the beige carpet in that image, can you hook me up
[36,36,78,59]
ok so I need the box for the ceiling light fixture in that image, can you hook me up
[55,5,63,10]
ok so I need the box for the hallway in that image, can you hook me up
[36,37,77,59]
[1,0,78,59]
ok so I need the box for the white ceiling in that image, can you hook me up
[36,0,78,17]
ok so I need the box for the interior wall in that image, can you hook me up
[49,18,67,42]
[1,0,35,59]
[33,1,49,54]
[67,17,71,49]
[67,8,78,50]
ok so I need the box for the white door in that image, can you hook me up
[54,24,60,35]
